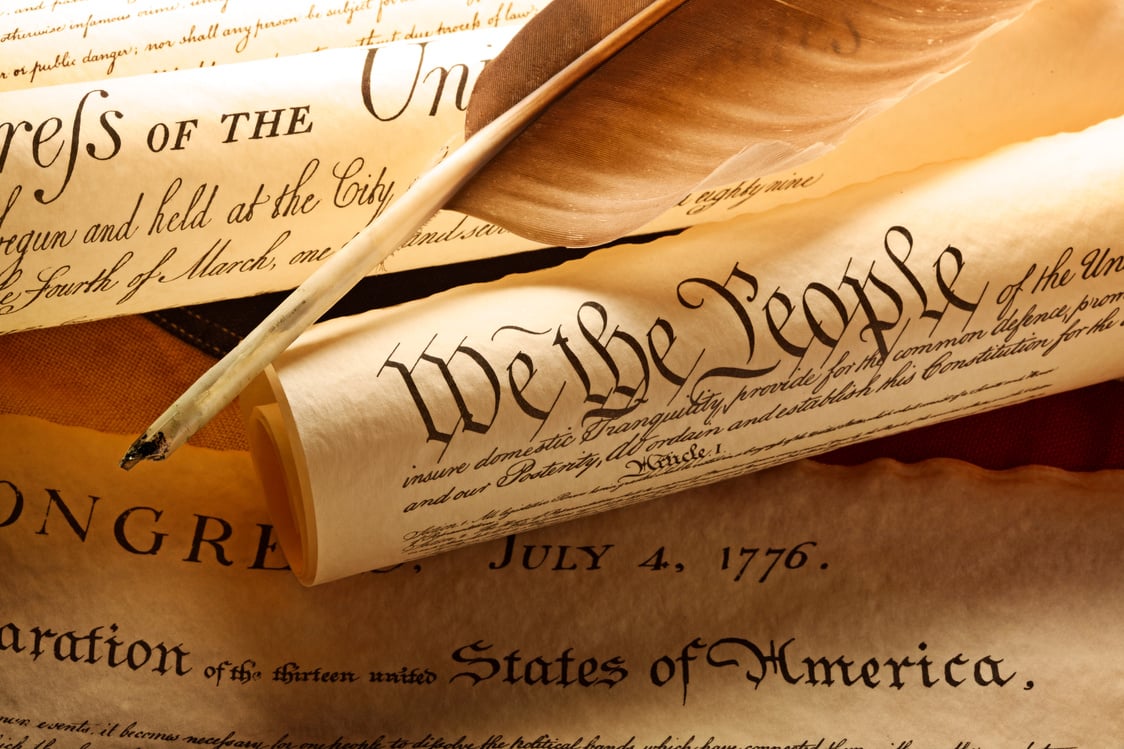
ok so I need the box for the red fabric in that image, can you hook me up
[817,379,1124,472]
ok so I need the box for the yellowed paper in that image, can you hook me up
[242,113,1124,584]
[0,0,540,90]
[2,414,1122,743]
[1,0,1121,333]
[0,24,526,333]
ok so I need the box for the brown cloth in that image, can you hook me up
[0,316,248,451]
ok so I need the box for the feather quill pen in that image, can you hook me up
[122,0,1038,468]
[450,0,1039,245]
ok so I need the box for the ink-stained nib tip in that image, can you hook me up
[119,432,168,470]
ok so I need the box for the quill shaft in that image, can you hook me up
[121,0,689,468]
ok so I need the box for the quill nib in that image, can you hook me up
[120,432,168,470]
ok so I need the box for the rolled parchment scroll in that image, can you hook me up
[242,116,1124,584]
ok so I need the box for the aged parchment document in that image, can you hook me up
[0,0,540,89]
[2,414,1122,744]
[1,0,1122,332]
[0,20,528,332]
[241,113,1124,583]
